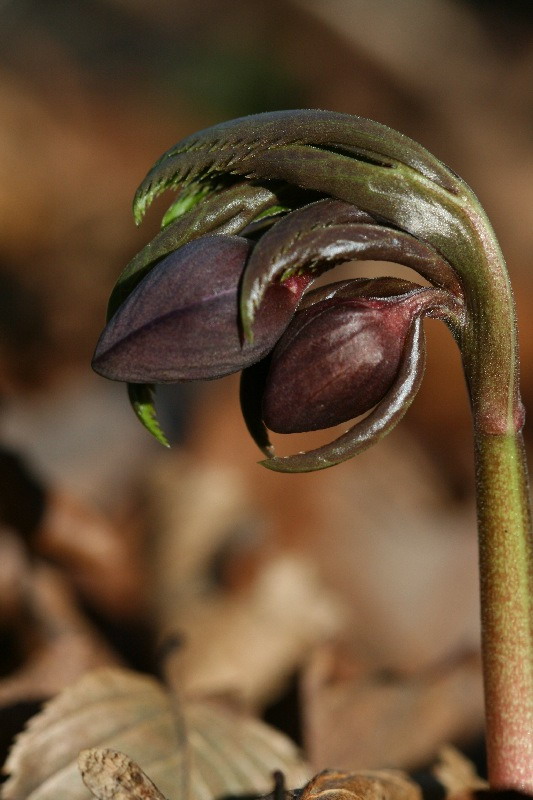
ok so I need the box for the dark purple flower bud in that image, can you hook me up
[240,278,462,471]
[262,292,418,434]
[92,235,310,383]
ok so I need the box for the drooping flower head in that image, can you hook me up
[93,110,520,471]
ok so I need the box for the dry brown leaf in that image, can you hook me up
[2,667,310,800]
[185,377,481,677]
[161,555,343,708]
[79,749,167,800]
[148,453,344,709]
[432,746,487,796]
[302,645,484,772]
[0,564,120,707]
[35,490,146,619]
[298,768,420,800]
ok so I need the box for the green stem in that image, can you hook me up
[474,430,533,790]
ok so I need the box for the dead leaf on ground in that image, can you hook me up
[2,667,310,800]
[79,749,167,800]
[432,745,487,796]
[0,564,120,708]
[302,645,484,772]
[148,453,344,709]
[78,756,422,800]
[297,768,420,800]
[35,489,146,619]
[186,376,481,677]
[160,554,343,709]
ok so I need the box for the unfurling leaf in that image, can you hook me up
[108,182,281,319]
[254,317,427,473]
[239,199,461,340]
[132,110,460,228]
[92,109,474,468]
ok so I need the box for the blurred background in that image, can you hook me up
[1,0,533,782]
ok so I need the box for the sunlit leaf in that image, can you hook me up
[127,383,170,448]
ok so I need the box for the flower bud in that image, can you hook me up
[92,235,309,383]
[262,295,415,434]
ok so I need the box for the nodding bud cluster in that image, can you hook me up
[93,108,516,472]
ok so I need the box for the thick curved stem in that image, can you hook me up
[474,430,533,791]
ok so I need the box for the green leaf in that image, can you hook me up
[127,383,170,448]
[133,109,461,225]
[160,182,212,228]
[108,183,279,320]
